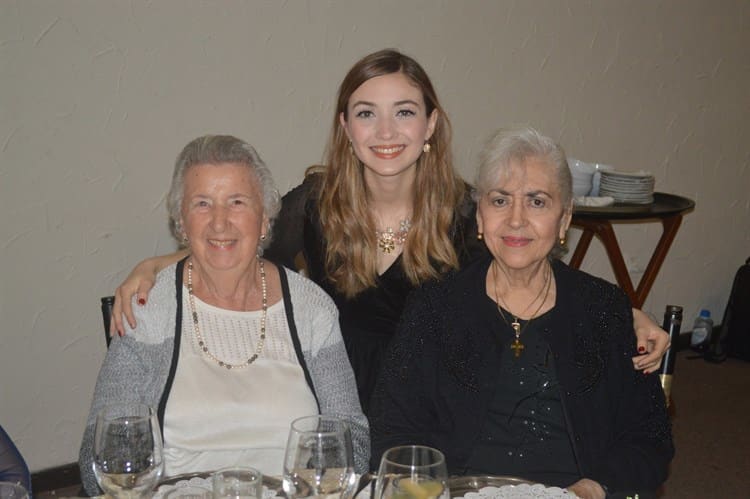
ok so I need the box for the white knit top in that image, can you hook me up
[162,289,318,476]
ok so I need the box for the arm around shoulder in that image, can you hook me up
[113,249,188,335]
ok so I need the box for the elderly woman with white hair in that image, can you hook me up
[79,135,368,496]
[370,127,673,499]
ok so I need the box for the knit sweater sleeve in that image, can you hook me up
[284,269,370,474]
[78,266,177,496]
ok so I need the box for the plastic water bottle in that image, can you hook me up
[690,309,713,353]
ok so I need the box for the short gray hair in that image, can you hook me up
[167,135,281,251]
[472,126,572,256]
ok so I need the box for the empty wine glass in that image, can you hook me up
[282,415,356,499]
[373,445,449,499]
[92,402,164,498]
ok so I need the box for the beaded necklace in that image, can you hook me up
[186,259,267,370]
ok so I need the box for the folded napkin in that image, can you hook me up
[574,196,615,207]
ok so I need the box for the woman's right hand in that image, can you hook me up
[112,250,188,336]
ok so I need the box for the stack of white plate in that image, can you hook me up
[598,170,655,204]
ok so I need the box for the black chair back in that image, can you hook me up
[101,296,115,347]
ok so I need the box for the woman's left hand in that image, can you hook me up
[567,478,606,499]
[632,308,670,373]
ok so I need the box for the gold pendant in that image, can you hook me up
[378,235,395,253]
[510,320,524,357]
[510,337,525,358]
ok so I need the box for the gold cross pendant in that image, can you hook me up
[510,320,524,357]
[510,337,525,357]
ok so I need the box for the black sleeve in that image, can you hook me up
[265,179,314,270]
[368,285,444,470]
[591,285,675,493]
[453,189,488,267]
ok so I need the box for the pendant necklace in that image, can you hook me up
[187,258,267,369]
[491,260,552,358]
[376,218,411,254]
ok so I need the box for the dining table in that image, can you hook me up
[61,472,648,498]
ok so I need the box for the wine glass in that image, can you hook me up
[282,415,356,499]
[373,445,449,499]
[92,402,164,498]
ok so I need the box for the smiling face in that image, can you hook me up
[477,156,572,274]
[340,72,437,182]
[180,163,267,274]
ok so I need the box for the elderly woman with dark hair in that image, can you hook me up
[79,135,368,496]
[370,127,673,499]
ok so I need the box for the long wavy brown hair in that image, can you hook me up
[314,49,465,297]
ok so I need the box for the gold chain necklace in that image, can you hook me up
[491,260,552,358]
[187,259,267,369]
[376,218,411,254]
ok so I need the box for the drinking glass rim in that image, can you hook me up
[211,465,263,479]
[379,445,446,469]
[289,414,350,435]
[96,402,156,421]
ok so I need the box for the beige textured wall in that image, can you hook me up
[2,0,748,471]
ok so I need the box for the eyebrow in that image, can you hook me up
[350,99,422,108]
[188,192,254,199]
[488,188,552,197]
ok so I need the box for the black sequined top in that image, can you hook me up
[462,307,579,486]
[369,255,674,494]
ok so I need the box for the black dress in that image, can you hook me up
[265,174,484,414]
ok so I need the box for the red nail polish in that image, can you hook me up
[138,298,146,306]
[638,346,646,353]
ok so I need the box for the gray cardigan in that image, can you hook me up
[79,259,369,496]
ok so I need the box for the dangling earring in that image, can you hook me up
[349,141,354,155]
[423,142,431,153]
[477,232,484,241]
